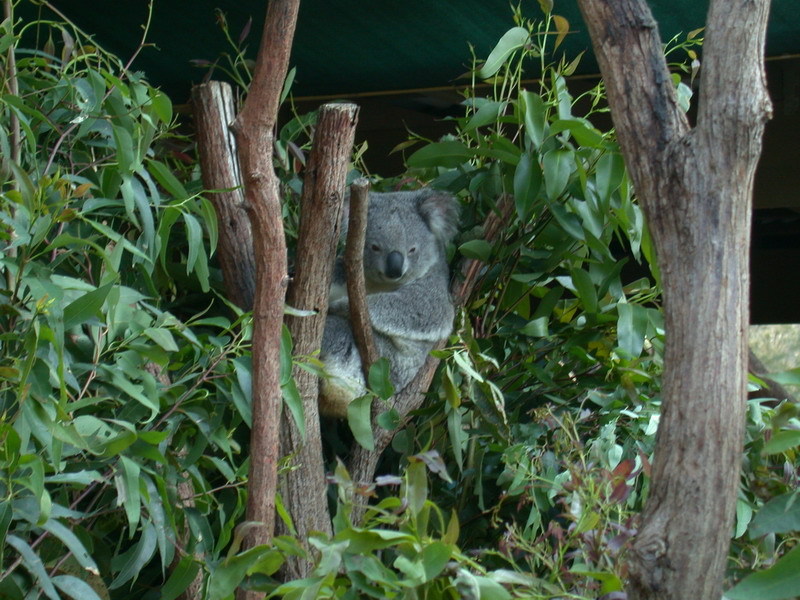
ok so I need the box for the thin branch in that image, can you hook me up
[575,0,689,208]
[3,0,20,289]
[345,177,379,379]
[4,0,20,167]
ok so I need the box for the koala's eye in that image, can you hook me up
[409,247,417,254]
[371,244,381,252]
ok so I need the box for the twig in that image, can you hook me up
[3,0,20,168]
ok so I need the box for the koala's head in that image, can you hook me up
[356,189,459,290]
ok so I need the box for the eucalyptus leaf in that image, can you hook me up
[464,101,507,131]
[6,535,59,600]
[41,519,99,575]
[160,558,201,600]
[570,267,597,313]
[404,460,428,516]
[108,523,158,590]
[52,575,103,600]
[63,282,115,330]
[520,90,547,148]
[726,545,800,600]
[617,302,648,357]
[762,430,800,455]
[478,27,530,78]
[407,140,472,169]
[207,546,276,600]
[513,152,543,220]
[347,395,374,451]
[748,492,800,537]
[368,357,394,400]
[542,148,573,200]
[459,239,492,262]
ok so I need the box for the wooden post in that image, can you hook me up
[192,81,256,310]
[280,102,359,578]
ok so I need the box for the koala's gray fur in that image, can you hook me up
[319,188,459,418]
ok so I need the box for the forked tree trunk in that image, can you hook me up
[575,1,772,598]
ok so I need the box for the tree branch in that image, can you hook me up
[230,2,299,591]
[697,0,773,162]
[345,177,379,378]
[575,0,689,213]
[575,1,773,598]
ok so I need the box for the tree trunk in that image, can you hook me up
[192,81,256,311]
[280,102,359,578]
[230,5,299,600]
[575,1,772,599]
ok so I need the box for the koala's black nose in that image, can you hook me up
[385,251,404,279]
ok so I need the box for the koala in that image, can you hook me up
[319,188,459,418]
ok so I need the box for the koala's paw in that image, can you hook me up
[319,374,365,419]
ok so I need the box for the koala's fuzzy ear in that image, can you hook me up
[417,189,460,244]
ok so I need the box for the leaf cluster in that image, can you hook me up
[0,12,254,600]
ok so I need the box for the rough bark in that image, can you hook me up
[230,4,299,597]
[192,81,256,310]
[280,102,359,578]
[575,1,772,599]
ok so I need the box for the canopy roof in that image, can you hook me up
[33,0,799,101]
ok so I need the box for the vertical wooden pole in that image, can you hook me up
[281,102,359,578]
[192,81,256,310]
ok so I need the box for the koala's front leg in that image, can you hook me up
[365,288,453,343]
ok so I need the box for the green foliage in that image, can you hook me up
[0,11,252,600]
[1,4,797,600]
[373,7,797,599]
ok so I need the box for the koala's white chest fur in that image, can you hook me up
[319,188,459,418]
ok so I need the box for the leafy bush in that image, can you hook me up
[385,8,664,596]
[0,11,252,600]
[311,6,798,599]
